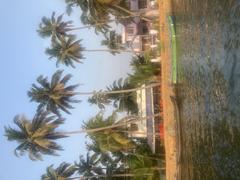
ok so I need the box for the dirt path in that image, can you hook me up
[158,0,178,179]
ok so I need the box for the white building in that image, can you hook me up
[119,85,159,153]
[121,0,160,53]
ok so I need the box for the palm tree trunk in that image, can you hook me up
[67,14,145,31]
[83,49,134,53]
[68,173,153,180]
[112,5,151,22]
[75,82,160,95]
[96,0,151,22]
[128,152,165,160]
[118,130,161,136]
[62,113,160,135]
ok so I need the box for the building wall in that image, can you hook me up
[128,0,159,13]
[121,0,159,52]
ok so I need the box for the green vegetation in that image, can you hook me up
[5,1,164,179]
[42,162,76,180]
[128,55,160,86]
[28,70,80,116]
[168,16,177,84]
[5,110,66,161]
[88,78,138,114]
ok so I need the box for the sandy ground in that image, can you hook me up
[158,0,178,179]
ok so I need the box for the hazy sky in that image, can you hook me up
[0,0,132,179]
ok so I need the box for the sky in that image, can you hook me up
[0,0,132,179]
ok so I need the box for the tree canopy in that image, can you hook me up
[5,110,66,161]
[28,70,80,116]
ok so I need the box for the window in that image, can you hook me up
[126,27,134,35]
[138,0,147,9]
[130,124,138,131]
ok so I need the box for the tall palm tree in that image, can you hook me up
[75,153,104,178]
[64,0,150,24]
[129,55,161,86]
[42,159,150,180]
[101,30,126,55]
[37,12,74,41]
[83,113,136,153]
[38,12,142,39]
[28,70,80,116]
[88,78,138,114]
[38,12,110,39]
[42,157,156,180]
[28,70,160,116]
[5,110,160,161]
[86,140,132,179]
[46,36,133,68]
[4,110,66,161]
[42,162,77,180]
[46,36,85,68]
[127,154,163,180]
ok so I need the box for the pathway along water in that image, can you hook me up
[172,0,240,179]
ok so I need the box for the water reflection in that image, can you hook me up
[172,0,240,179]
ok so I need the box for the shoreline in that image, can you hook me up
[158,0,178,179]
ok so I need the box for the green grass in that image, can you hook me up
[168,16,177,84]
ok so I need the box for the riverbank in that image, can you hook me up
[158,0,178,179]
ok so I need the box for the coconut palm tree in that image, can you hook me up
[42,162,77,180]
[38,12,110,39]
[46,36,134,68]
[37,12,75,41]
[101,30,126,55]
[42,160,150,180]
[128,55,161,86]
[4,110,66,161]
[46,36,84,68]
[28,70,80,116]
[64,0,150,23]
[83,113,135,153]
[28,70,160,116]
[127,153,164,180]
[75,153,104,178]
[88,78,138,114]
[38,12,143,40]
[5,109,160,161]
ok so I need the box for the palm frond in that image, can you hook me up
[46,37,84,68]
[37,12,74,40]
[42,162,77,180]
[28,70,79,116]
[5,110,67,161]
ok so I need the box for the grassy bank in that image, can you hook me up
[158,0,178,179]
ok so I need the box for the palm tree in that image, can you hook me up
[37,12,75,41]
[128,55,161,86]
[101,30,126,55]
[64,0,150,23]
[127,153,164,180]
[5,109,160,161]
[46,36,85,67]
[38,12,143,39]
[88,78,138,114]
[75,153,104,178]
[28,70,80,116]
[4,110,66,161]
[46,36,134,67]
[42,162,77,180]
[42,160,151,180]
[28,70,160,116]
[83,113,135,153]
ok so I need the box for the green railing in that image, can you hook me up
[168,16,177,84]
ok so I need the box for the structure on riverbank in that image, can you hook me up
[118,84,164,154]
[135,85,164,153]
[120,0,160,56]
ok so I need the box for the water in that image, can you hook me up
[172,0,240,179]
